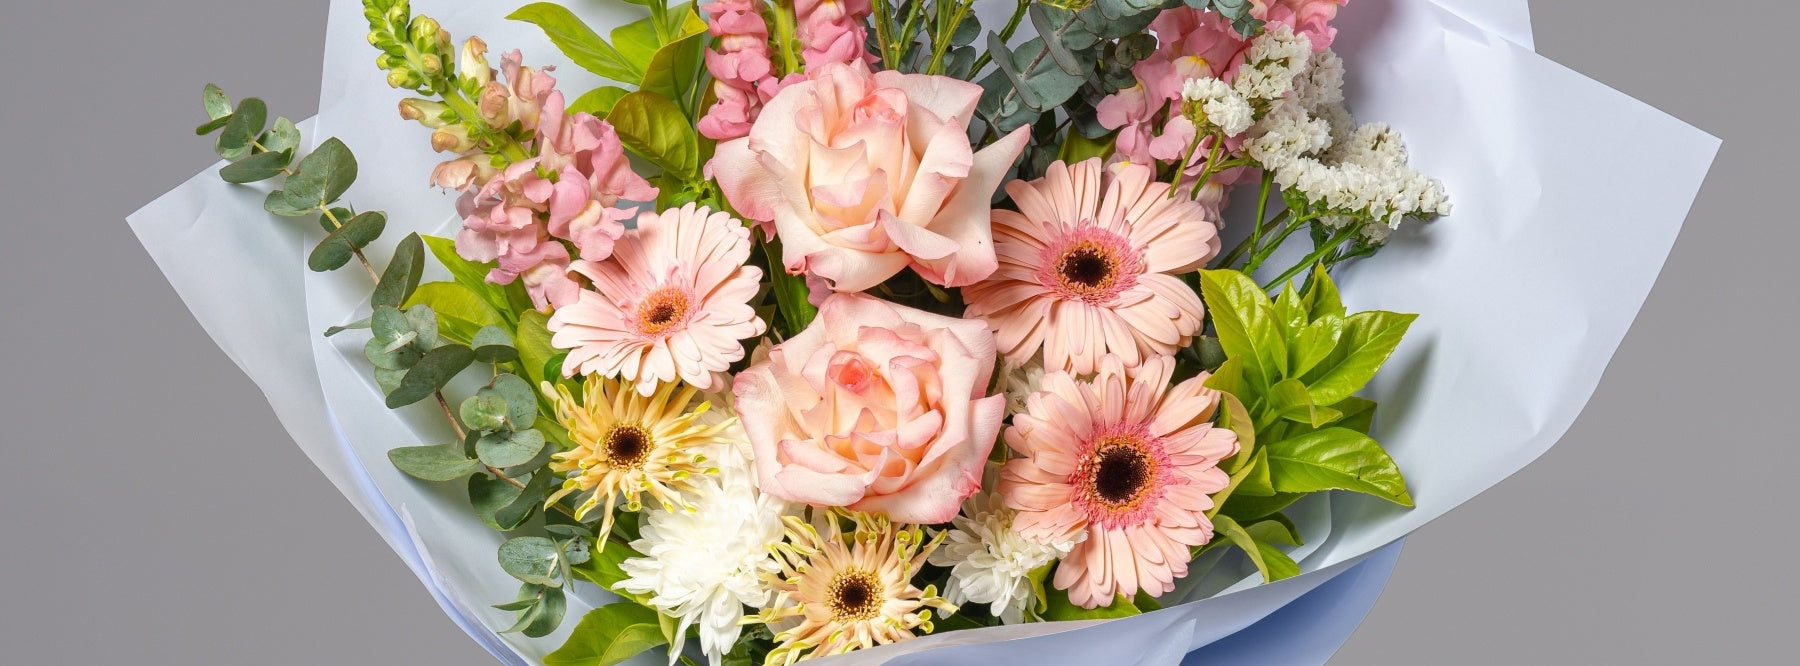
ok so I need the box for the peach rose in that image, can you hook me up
[713,61,1030,293]
[732,293,1006,523]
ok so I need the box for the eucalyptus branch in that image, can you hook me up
[968,0,1029,75]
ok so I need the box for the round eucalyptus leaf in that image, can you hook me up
[498,536,562,586]
[387,444,481,482]
[386,343,475,408]
[478,429,547,469]
[489,374,539,429]
[460,393,509,432]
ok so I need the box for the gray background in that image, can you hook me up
[0,1,1787,663]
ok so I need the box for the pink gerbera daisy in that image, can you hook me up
[549,203,766,394]
[1000,355,1239,608]
[963,158,1220,376]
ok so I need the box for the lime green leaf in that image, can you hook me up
[1200,269,1286,389]
[386,343,475,408]
[638,9,710,105]
[570,540,648,604]
[546,603,669,666]
[1288,315,1345,378]
[387,444,481,481]
[1220,491,1302,524]
[1246,514,1302,547]
[609,16,661,71]
[1268,378,1343,428]
[1264,427,1412,506]
[307,211,386,271]
[1302,310,1416,406]
[1212,514,1300,582]
[421,235,516,321]
[1059,128,1116,164]
[1233,447,1274,497]
[1331,396,1377,434]
[373,233,425,309]
[218,149,292,183]
[605,91,699,178]
[517,310,558,388]
[498,536,563,586]
[508,3,643,84]
[1301,264,1344,320]
[568,85,631,117]
[1041,588,1141,621]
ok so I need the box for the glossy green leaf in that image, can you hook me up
[508,3,642,84]
[1302,310,1416,406]
[1268,378,1342,428]
[218,149,292,183]
[386,343,475,408]
[1264,427,1412,506]
[638,9,710,104]
[608,16,661,71]
[307,211,386,271]
[1302,264,1345,320]
[605,91,698,178]
[1212,514,1300,582]
[1200,269,1287,389]
[517,310,558,388]
[404,281,502,343]
[1220,491,1302,524]
[387,444,481,481]
[1041,588,1141,621]
[567,85,630,117]
[570,539,647,604]
[420,235,518,320]
[544,603,668,666]
[1247,514,1303,547]
[371,233,425,308]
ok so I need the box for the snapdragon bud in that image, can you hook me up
[408,16,440,42]
[419,53,443,77]
[398,98,450,127]
[430,125,476,153]
[386,69,413,89]
[459,37,492,88]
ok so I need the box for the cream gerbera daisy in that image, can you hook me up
[756,511,955,664]
[543,375,729,540]
[963,158,1219,376]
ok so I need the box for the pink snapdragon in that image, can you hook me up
[795,0,873,69]
[698,0,779,141]
[1095,9,1250,166]
[1253,0,1347,52]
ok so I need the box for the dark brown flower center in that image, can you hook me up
[1059,246,1115,289]
[1088,438,1153,506]
[603,424,653,469]
[827,569,883,620]
[635,288,691,336]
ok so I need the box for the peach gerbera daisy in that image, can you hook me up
[549,202,766,395]
[963,158,1219,376]
[755,511,955,664]
[1000,355,1239,608]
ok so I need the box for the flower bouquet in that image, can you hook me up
[131,0,1717,664]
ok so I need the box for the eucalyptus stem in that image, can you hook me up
[968,0,1029,74]
[319,207,382,282]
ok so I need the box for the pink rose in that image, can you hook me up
[713,61,1030,292]
[732,293,1006,524]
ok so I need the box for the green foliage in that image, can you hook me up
[497,584,567,638]
[508,3,646,85]
[267,137,358,217]
[1211,514,1300,582]
[606,91,699,179]
[387,443,482,482]
[386,343,475,408]
[546,603,669,666]
[421,235,526,323]
[516,310,559,388]
[1040,588,1143,621]
[1185,0,1265,36]
[1199,267,1415,536]
[471,325,519,363]
[568,85,630,117]
[307,212,386,272]
[373,232,425,308]
[405,282,503,343]
[219,149,293,184]
[215,97,267,160]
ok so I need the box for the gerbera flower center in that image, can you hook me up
[1037,225,1142,304]
[1071,425,1170,527]
[602,424,653,469]
[826,569,883,621]
[634,287,691,336]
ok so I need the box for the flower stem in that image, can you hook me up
[1260,225,1360,292]
[770,0,802,76]
[925,0,976,75]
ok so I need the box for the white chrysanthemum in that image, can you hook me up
[1233,24,1312,100]
[1246,100,1333,170]
[616,429,793,666]
[1182,77,1254,137]
[1293,49,1346,111]
[927,484,1079,624]
[1002,362,1046,417]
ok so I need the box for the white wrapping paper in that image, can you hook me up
[129,0,1716,663]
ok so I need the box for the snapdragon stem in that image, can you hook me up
[771,0,802,75]
[925,0,976,75]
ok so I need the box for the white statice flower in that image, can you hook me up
[615,417,794,666]
[1314,102,1357,164]
[1292,49,1346,111]
[1181,77,1254,137]
[1233,24,1312,101]
[927,479,1079,624]
[1246,100,1333,170]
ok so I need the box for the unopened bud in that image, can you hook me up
[420,54,443,77]
[458,36,491,87]
[430,126,475,153]
[386,69,412,89]
[409,17,440,42]
[398,98,450,127]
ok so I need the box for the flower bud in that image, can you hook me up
[398,98,450,127]
[409,17,440,42]
[458,36,492,88]
[430,125,475,153]
[386,69,412,89]
[420,53,443,77]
